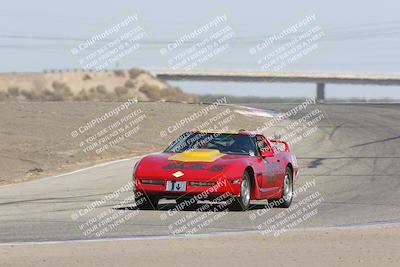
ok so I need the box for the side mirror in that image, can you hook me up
[261,150,274,157]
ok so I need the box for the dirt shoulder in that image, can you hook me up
[1,225,399,267]
[0,101,268,184]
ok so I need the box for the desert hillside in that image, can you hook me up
[0,69,197,102]
[0,102,267,184]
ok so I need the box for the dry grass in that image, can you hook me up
[129,68,145,79]
[113,70,125,77]
[0,69,197,103]
[7,87,20,97]
[82,74,92,81]
[139,84,161,101]
[124,79,135,88]
[114,86,128,96]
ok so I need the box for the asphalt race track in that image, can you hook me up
[1,103,400,243]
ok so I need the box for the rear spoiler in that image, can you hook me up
[269,139,291,152]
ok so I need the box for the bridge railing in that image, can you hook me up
[151,69,400,102]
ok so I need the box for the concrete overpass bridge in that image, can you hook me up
[151,69,400,101]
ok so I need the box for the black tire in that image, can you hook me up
[269,167,293,208]
[229,171,251,211]
[135,192,159,210]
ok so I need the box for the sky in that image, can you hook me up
[0,0,399,99]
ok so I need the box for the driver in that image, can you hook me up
[229,136,252,154]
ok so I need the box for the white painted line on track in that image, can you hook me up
[1,221,399,246]
[53,157,140,178]
[0,156,143,189]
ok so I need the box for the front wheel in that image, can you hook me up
[230,171,251,211]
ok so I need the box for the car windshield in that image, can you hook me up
[164,132,257,156]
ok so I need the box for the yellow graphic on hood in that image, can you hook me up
[168,149,225,162]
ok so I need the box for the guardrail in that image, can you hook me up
[151,69,400,102]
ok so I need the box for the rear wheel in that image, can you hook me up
[275,167,293,208]
[135,192,159,210]
[230,171,251,211]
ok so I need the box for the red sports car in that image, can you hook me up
[132,131,299,211]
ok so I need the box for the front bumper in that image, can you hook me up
[134,177,241,199]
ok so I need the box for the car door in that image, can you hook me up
[256,135,284,198]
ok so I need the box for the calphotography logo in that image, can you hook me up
[3,2,400,267]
